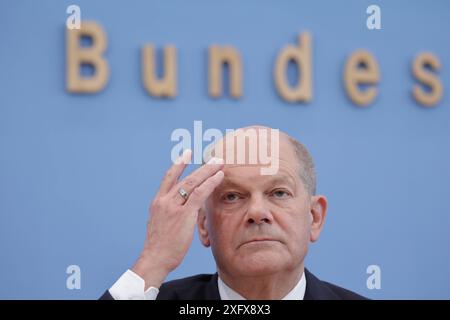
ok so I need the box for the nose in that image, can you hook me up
[245,194,273,225]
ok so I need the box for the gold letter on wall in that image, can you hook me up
[142,45,177,98]
[66,21,109,93]
[274,32,312,103]
[208,46,242,98]
[412,52,443,107]
[344,50,380,107]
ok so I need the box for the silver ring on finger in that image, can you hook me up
[177,187,189,203]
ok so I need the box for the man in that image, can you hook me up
[100,126,366,300]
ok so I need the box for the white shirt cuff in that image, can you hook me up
[109,269,159,300]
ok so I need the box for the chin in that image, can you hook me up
[234,250,289,276]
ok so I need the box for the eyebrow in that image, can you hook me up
[218,175,296,190]
[266,175,296,189]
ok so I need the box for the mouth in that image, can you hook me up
[239,238,281,248]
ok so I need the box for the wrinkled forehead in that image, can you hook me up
[204,127,297,169]
[204,128,269,163]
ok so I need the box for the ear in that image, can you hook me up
[197,206,210,247]
[309,195,328,243]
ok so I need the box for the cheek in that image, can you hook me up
[276,207,311,247]
[208,210,241,249]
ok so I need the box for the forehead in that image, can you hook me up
[207,128,298,167]
[206,128,302,189]
[219,164,299,189]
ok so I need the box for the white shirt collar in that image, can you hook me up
[217,271,306,300]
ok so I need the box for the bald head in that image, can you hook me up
[203,126,316,195]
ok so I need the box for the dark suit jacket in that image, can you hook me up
[100,268,367,300]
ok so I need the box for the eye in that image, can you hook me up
[222,193,241,203]
[271,189,291,199]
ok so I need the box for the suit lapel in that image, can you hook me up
[205,273,221,299]
[303,268,340,300]
[180,269,340,300]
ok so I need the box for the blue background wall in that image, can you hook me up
[0,0,449,299]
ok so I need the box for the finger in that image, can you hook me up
[171,157,224,205]
[184,170,225,210]
[158,149,192,196]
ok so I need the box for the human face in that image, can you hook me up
[199,136,320,277]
